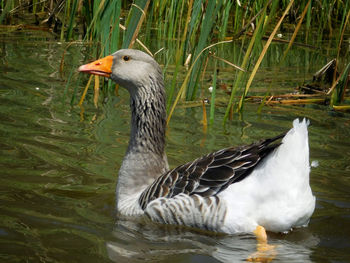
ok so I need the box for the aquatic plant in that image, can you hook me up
[2,0,349,118]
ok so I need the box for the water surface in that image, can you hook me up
[0,31,349,262]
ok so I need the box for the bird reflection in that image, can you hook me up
[106,218,319,263]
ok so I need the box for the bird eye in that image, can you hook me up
[123,56,130,61]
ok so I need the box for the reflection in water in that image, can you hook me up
[107,218,319,263]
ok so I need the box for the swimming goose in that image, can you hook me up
[78,49,315,237]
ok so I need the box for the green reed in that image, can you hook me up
[78,0,350,119]
[2,0,349,119]
[331,62,350,106]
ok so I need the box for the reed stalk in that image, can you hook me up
[0,0,12,24]
[331,62,350,106]
[66,0,78,41]
[282,0,311,60]
[223,1,269,123]
[167,40,233,125]
[8,0,344,118]
[209,57,218,125]
[237,0,295,112]
[185,0,223,100]
[166,0,194,112]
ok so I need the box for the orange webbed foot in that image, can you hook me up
[247,226,277,262]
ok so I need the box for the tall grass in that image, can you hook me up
[2,0,349,118]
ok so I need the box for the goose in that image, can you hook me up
[78,49,315,240]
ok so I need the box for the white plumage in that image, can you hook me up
[219,119,315,233]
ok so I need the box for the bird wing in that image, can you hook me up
[139,133,285,210]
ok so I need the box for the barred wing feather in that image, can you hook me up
[139,133,285,210]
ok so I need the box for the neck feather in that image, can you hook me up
[116,74,168,209]
[128,75,166,156]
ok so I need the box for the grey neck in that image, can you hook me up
[128,78,167,157]
[116,74,169,208]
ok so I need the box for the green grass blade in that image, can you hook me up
[0,0,12,24]
[282,0,311,60]
[167,40,233,125]
[237,0,295,112]
[122,0,150,48]
[110,0,122,52]
[223,2,269,123]
[66,0,79,41]
[306,0,312,41]
[331,63,350,105]
[185,0,223,100]
[166,0,194,112]
[209,57,217,125]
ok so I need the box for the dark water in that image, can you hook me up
[0,31,350,262]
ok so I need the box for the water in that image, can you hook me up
[0,31,350,262]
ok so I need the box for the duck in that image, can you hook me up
[78,49,315,238]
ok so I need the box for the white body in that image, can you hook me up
[120,119,315,234]
[219,119,315,233]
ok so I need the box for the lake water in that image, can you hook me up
[0,30,349,262]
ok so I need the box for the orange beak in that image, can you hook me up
[78,55,114,78]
